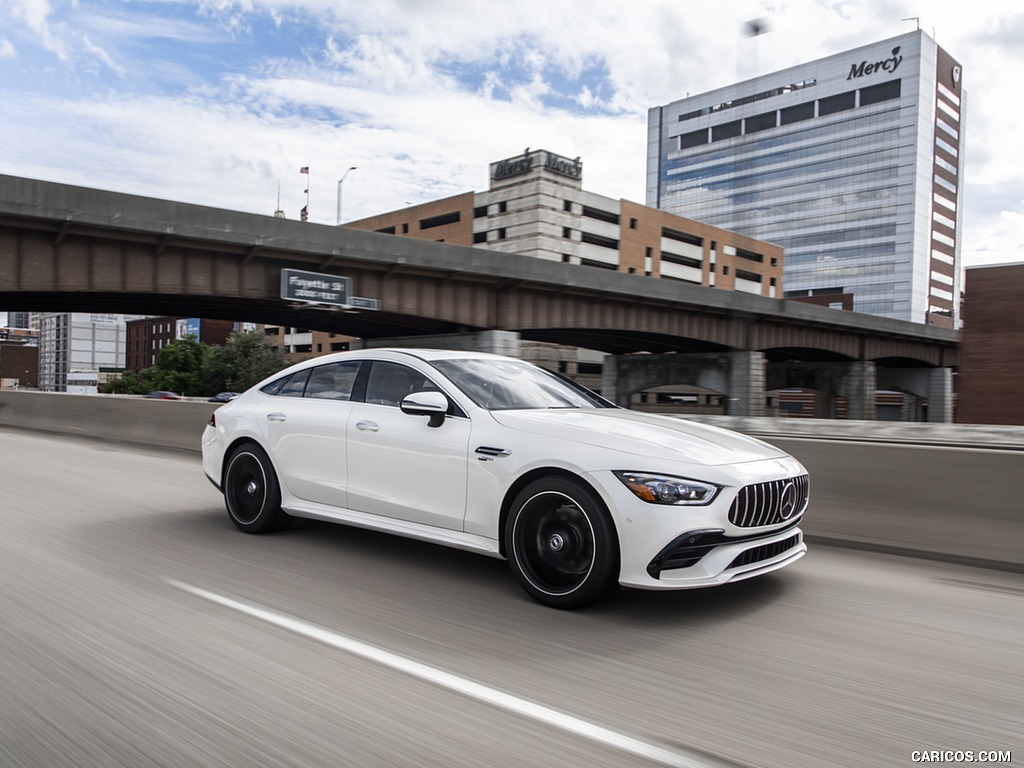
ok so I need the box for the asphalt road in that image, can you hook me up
[0,429,1019,768]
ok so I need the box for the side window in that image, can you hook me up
[364,361,437,407]
[305,361,360,400]
[277,368,311,398]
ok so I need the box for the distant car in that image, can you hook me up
[201,349,809,608]
[145,391,182,400]
[208,392,240,403]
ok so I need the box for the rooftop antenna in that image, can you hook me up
[274,179,285,218]
[902,16,920,30]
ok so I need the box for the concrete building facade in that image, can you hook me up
[38,313,147,392]
[345,148,783,298]
[648,30,965,327]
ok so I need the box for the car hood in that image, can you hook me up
[489,408,789,467]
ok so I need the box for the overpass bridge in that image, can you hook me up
[0,174,959,420]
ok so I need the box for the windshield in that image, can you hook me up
[431,358,613,411]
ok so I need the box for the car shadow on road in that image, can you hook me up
[76,504,792,638]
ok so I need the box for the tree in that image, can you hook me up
[150,337,208,396]
[204,331,288,393]
[103,330,287,397]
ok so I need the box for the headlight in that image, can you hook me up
[613,471,721,506]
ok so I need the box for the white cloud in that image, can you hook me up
[0,0,1021,267]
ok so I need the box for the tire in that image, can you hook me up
[223,443,292,533]
[505,477,619,609]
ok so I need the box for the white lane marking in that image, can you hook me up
[167,580,729,768]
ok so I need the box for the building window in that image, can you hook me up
[770,277,777,287]
[473,231,487,244]
[736,269,762,283]
[859,78,901,106]
[420,211,461,230]
[661,227,702,246]
[497,228,507,240]
[711,120,742,142]
[402,223,409,233]
[629,218,638,229]
[818,90,855,116]
[563,200,572,212]
[661,251,702,269]
[579,257,617,270]
[679,128,708,149]
[375,225,396,234]
[498,201,507,213]
[745,111,777,134]
[580,232,619,250]
[780,101,815,125]
[473,205,487,218]
[735,248,764,263]
[563,227,572,239]
[722,266,730,276]
[628,267,637,274]
[581,205,619,225]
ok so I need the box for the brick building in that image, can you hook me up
[957,263,1024,425]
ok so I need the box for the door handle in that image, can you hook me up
[266,412,287,422]
[356,420,380,432]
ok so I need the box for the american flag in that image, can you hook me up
[299,166,309,174]
[300,205,308,221]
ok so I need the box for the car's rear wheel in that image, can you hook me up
[505,477,619,609]
[223,443,292,533]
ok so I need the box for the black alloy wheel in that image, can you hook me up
[505,477,619,609]
[223,443,292,533]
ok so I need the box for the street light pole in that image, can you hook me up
[336,166,357,225]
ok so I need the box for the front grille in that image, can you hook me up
[727,534,801,570]
[729,475,809,528]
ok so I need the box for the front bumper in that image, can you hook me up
[587,457,809,590]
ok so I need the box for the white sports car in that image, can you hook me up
[202,348,808,608]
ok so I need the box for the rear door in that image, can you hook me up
[258,361,361,508]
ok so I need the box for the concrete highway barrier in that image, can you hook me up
[1,390,1021,571]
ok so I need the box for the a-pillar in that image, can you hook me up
[927,367,954,423]
[727,351,766,417]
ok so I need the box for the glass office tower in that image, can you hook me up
[647,30,964,326]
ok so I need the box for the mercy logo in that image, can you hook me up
[848,46,903,80]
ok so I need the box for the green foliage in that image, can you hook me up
[103,331,288,397]
[204,331,289,393]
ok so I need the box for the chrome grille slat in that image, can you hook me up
[729,475,810,527]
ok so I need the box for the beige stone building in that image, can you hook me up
[344,148,783,297]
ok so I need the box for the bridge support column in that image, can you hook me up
[927,367,955,423]
[727,351,766,417]
[842,360,876,421]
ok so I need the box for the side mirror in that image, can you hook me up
[400,390,449,428]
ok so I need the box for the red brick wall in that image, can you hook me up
[957,264,1024,424]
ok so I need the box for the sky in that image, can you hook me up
[1,0,1022,268]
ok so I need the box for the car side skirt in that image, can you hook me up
[283,500,504,558]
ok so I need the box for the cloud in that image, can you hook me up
[0,0,1021,267]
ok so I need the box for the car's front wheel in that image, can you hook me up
[505,477,619,609]
[223,443,292,533]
